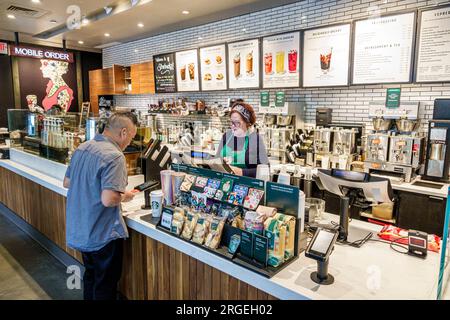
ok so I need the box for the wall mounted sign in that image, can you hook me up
[227,38,260,89]
[9,45,74,63]
[153,53,177,93]
[260,91,270,107]
[199,44,228,91]
[352,12,415,85]
[175,49,200,92]
[303,24,351,87]
[275,91,285,107]
[0,42,8,55]
[262,31,301,89]
[386,88,401,109]
[416,4,450,83]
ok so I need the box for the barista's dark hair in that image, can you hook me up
[105,112,138,131]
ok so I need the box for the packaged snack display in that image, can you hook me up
[192,176,208,192]
[204,187,218,198]
[171,208,186,235]
[228,184,249,205]
[180,174,196,192]
[264,217,287,267]
[215,178,234,201]
[275,213,296,259]
[244,211,266,235]
[231,215,245,230]
[181,211,199,240]
[204,217,225,249]
[228,234,241,254]
[243,188,265,210]
[204,178,221,198]
[191,191,207,210]
[256,205,277,219]
[192,215,211,245]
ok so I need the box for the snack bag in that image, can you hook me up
[264,217,286,267]
[180,174,196,192]
[204,217,225,249]
[275,213,296,259]
[244,211,266,235]
[243,188,265,210]
[181,211,199,240]
[171,207,186,235]
[192,214,211,245]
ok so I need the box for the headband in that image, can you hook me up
[232,104,251,123]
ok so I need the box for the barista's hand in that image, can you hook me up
[229,166,243,176]
[121,191,136,203]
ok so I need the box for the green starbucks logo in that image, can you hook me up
[152,201,160,209]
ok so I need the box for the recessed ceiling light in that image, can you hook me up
[242,28,246,32]
[7,14,16,19]
[137,23,144,28]
[32,0,41,3]
[78,41,84,44]
[198,37,203,40]
[182,10,190,15]
[134,49,139,53]
[104,33,110,37]
[50,19,57,24]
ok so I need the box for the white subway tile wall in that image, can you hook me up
[103,0,450,132]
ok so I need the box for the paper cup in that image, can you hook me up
[321,155,330,169]
[150,190,164,218]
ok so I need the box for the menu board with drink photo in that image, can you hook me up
[153,53,177,93]
[303,24,351,87]
[262,31,301,88]
[199,44,228,91]
[227,39,260,89]
[175,49,200,92]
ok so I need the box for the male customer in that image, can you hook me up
[63,112,138,300]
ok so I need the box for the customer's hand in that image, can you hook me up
[229,165,243,176]
[121,191,135,203]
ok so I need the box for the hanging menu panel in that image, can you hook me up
[175,49,200,92]
[352,12,415,84]
[303,24,351,87]
[262,31,301,89]
[153,53,177,93]
[416,5,450,83]
[227,39,260,89]
[200,44,228,91]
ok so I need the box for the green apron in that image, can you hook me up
[221,134,249,169]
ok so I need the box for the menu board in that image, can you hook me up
[352,12,415,84]
[227,39,260,89]
[262,32,300,89]
[153,53,177,93]
[199,44,228,91]
[303,24,351,87]
[175,49,200,92]
[416,5,450,83]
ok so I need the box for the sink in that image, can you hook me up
[411,180,444,189]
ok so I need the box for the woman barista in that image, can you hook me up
[216,102,269,178]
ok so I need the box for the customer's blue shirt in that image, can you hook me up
[65,134,129,252]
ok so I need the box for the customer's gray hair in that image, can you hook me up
[105,112,138,131]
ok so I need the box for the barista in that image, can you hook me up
[216,102,269,177]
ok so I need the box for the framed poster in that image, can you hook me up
[415,4,450,83]
[262,31,301,89]
[175,49,200,92]
[227,38,260,89]
[153,52,177,93]
[199,44,228,91]
[352,12,416,85]
[303,24,351,87]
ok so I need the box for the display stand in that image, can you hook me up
[311,260,334,285]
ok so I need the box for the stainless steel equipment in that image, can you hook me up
[423,120,450,182]
[365,134,390,163]
[388,135,424,167]
[313,128,332,154]
[395,117,419,133]
[372,117,392,131]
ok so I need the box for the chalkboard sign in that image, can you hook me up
[153,53,177,93]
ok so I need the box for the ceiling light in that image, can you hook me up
[78,41,84,44]
[50,19,57,24]
[182,10,190,15]
[104,33,110,37]
[198,37,203,40]
[32,0,41,3]
[138,23,144,28]
[82,18,89,25]
[7,14,15,19]
[242,28,246,32]
[134,49,139,53]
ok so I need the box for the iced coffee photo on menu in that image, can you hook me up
[175,49,200,91]
[262,31,300,88]
[227,38,260,89]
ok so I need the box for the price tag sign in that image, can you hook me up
[253,234,268,267]
[240,230,254,259]
[275,91,285,107]
[160,207,174,230]
[260,91,270,107]
[386,88,401,109]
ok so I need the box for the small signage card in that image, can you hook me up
[160,207,174,230]
[260,91,270,107]
[253,234,268,267]
[275,91,285,107]
[240,230,254,259]
[0,42,8,55]
[386,88,401,109]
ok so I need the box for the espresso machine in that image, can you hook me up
[364,102,425,183]
[423,120,450,183]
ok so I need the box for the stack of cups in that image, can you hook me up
[172,172,186,204]
[160,169,174,206]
